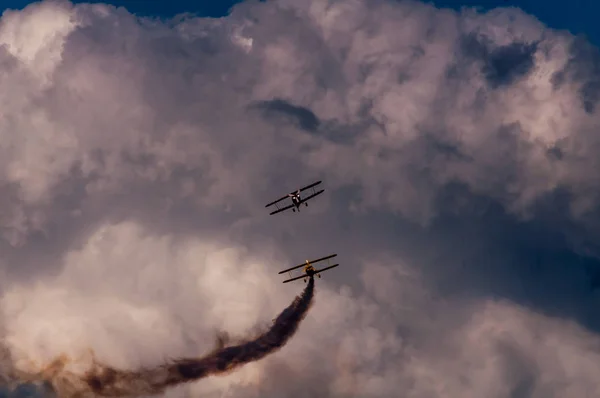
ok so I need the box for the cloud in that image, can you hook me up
[0,0,600,396]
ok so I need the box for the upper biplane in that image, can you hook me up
[265,180,324,216]
[278,254,339,283]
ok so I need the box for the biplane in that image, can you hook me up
[278,254,339,283]
[265,180,324,216]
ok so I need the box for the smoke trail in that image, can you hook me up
[77,276,315,397]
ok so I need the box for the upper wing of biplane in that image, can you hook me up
[278,254,338,274]
[265,194,290,209]
[282,263,340,283]
[298,180,322,193]
[265,180,323,207]
[298,189,324,204]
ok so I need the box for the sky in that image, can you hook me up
[3,0,600,44]
[1,0,600,397]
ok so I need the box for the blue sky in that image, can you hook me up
[2,0,600,45]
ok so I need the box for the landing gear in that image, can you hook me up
[292,208,296,212]
[305,202,308,207]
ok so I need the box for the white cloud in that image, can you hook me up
[0,0,77,86]
[0,0,599,397]
[3,219,600,398]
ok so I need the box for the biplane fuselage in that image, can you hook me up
[301,261,320,281]
[289,193,307,212]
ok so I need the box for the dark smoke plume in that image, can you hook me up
[78,276,315,397]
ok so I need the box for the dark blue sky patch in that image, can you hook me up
[317,179,600,334]
[483,41,538,87]
[3,0,600,48]
[251,98,387,146]
[423,182,600,331]
[459,33,538,88]
[551,35,600,114]
[569,36,600,114]
[0,382,45,397]
[422,134,474,164]
[545,144,565,161]
[428,0,600,46]
[252,99,321,132]
[2,0,249,19]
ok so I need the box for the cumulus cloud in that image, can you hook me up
[1,0,600,396]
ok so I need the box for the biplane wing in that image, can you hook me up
[314,264,339,275]
[281,263,340,283]
[265,180,323,209]
[298,180,322,193]
[278,263,306,274]
[278,254,338,274]
[265,194,290,209]
[298,189,324,204]
[282,274,309,284]
[269,204,294,216]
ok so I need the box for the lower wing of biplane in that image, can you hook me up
[268,203,295,216]
[281,264,340,283]
[279,254,339,283]
[265,180,324,215]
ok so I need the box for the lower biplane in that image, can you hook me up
[265,180,324,216]
[278,254,339,283]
